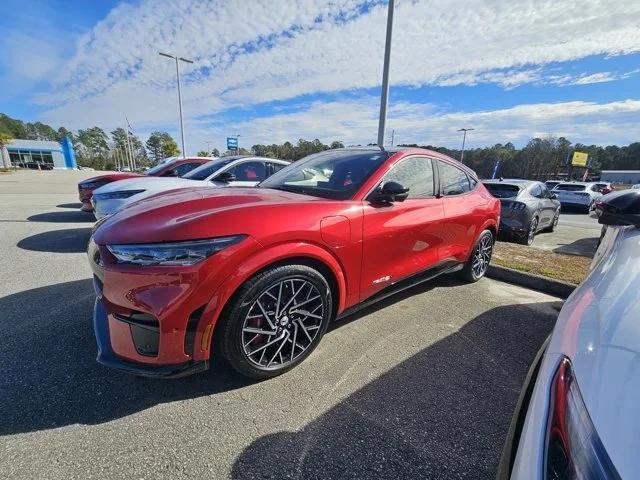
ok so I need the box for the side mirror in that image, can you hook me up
[595,190,640,227]
[370,181,410,205]
[213,171,236,183]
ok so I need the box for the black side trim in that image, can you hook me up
[184,305,206,356]
[337,260,462,320]
[496,335,550,480]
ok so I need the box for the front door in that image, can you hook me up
[361,156,445,301]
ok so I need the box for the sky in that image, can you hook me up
[0,0,639,154]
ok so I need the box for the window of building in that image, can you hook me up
[8,150,54,168]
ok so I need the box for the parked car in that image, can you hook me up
[594,181,613,194]
[544,180,561,191]
[498,189,640,480]
[88,148,500,379]
[551,181,603,212]
[632,184,640,189]
[91,156,290,219]
[78,156,212,212]
[483,179,560,245]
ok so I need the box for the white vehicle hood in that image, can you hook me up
[548,226,640,478]
[93,176,206,195]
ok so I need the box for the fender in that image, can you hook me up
[192,241,348,362]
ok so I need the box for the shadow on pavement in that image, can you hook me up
[27,211,94,223]
[0,279,253,436]
[553,237,598,258]
[232,300,558,480]
[56,203,83,209]
[18,228,93,253]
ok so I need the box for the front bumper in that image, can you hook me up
[93,297,208,378]
[79,187,95,212]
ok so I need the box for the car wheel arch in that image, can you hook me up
[192,243,347,362]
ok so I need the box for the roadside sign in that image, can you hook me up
[227,137,238,150]
[571,151,588,167]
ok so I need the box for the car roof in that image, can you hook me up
[483,179,536,186]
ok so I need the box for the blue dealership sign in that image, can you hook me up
[227,137,238,149]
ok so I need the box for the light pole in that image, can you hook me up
[204,141,214,156]
[377,0,395,149]
[159,52,194,158]
[458,128,474,163]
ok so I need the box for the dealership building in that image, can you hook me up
[599,170,640,184]
[1,137,77,170]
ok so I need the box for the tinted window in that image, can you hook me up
[144,157,178,175]
[381,156,434,198]
[226,161,267,182]
[530,184,544,198]
[183,157,240,180]
[269,162,287,174]
[555,184,586,192]
[260,150,391,200]
[174,162,204,176]
[484,183,521,198]
[439,161,470,195]
[540,185,552,198]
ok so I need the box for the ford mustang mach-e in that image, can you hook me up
[78,156,212,212]
[88,148,500,379]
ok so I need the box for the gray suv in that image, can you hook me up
[483,179,561,245]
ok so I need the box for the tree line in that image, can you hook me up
[0,114,180,170]
[1,113,638,177]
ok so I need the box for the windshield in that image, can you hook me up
[144,157,177,175]
[182,157,239,180]
[555,184,586,191]
[259,150,391,200]
[484,183,521,198]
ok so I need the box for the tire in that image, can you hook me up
[216,264,332,380]
[542,210,559,233]
[459,229,494,282]
[519,216,538,245]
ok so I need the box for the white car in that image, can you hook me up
[499,189,640,479]
[632,184,640,189]
[552,181,603,211]
[92,156,289,219]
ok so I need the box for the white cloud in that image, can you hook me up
[180,97,640,151]
[24,0,640,150]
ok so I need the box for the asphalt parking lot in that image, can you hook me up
[1,171,563,479]
[531,209,601,257]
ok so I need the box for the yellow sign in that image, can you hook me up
[572,151,589,167]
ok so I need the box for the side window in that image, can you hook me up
[381,156,434,198]
[468,176,478,190]
[227,161,268,182]
[269,162,287,175]
[540,185,551,198]
[530,184,544,198]
[439,161,470,196]
[173,162,202,176]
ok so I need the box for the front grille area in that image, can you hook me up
[114,312,160,357]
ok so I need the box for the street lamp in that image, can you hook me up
[159,52,194,158]
[458,128,474,164]
[376,0,395,149]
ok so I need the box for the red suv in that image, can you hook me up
[77,157,212,212]
[88,148,500,379]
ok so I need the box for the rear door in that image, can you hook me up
[360,156,444,300]
[437,160,486,262]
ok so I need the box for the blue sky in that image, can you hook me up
[1,0,639,154]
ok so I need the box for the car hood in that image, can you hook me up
[93,176,204,195]
[80,173,141,185]
[548,226,640,478]
[93,187,320,245]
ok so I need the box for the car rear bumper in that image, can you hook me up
[499,217,529,237]
[93,296,208,378]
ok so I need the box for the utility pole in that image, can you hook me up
[390,129,395,146]
[125,115,136,170]
[159,52,194,158]
[376,0,395,149]
[458,128,474,164]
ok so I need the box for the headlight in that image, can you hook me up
[545,357,620,479]
[106,235,246,266]
[94,189,145,201]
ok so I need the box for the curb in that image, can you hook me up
[486,265,576,299]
